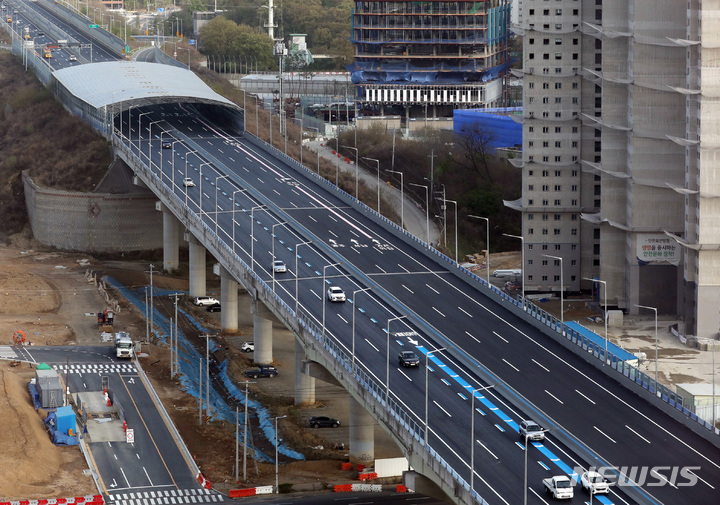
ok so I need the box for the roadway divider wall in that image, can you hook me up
[152,46,188,69]
[14,0,78,48]
[35,0,125,57]
[110,134,487,505]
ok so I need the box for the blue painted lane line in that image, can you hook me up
[494,424,505,433]
[538,461,550,471]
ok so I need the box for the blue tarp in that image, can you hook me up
[44,411,79,446]
[106,278,305,462]
[453,108,523,152]
[565,321,639,364]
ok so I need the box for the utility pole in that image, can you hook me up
[147,264,154,339]
[428,150,437,210]
[243,381,252,481]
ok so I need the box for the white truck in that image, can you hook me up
[114,332,133,359]
[543,475,574,500]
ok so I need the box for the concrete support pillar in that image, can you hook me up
[253,299,273,364]
[162,207,180,272]
[187,236,206,298]
[219,266,238,332]
[294,338,315,406]
[349,397,374,465]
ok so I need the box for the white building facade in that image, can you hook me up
[513,0,719,337]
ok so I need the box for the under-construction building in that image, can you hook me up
[349,1,512,121]
[514,0,720,338]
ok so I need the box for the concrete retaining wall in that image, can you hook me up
[23,171,162,252]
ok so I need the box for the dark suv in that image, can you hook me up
[309,416,340,428]
[398,350,420,367]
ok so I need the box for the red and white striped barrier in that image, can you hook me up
[196,472,212,490]
[333,483,382,493]
[2,495,104,505]
[228,486,273,498]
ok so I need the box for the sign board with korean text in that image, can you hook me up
[636,234,681,266]
[126,428,134,444]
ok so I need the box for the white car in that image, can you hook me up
[272,260,287,273]
[69,54,77,62]
[241,342,254,353]
[183,177,195,187]
[193,296,219,307]
[519,420,545,441]
[327,286,346,302]
[581,471,610,494]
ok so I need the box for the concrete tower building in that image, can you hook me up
[514,1,718,337]
[349,0,512,122]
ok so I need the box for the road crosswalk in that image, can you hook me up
[108,489,224,505]
[53,363,137,374]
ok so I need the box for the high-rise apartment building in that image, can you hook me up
[349,1,512,121]
[515,0,718,337]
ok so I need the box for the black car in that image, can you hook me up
[398,350,420,367]
[309,416,340,428]
[161,140,172,149]
[206,303,221,312]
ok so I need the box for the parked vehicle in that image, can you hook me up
[241,342,254,353]
[398,351,420,367]
[519,420,545,441]
[309,416,340,428]
[581,471,610,494]
[206,303,221,312]
[243,364,278,378]
[493,269,521,278]
[327,286,346,302]
[194,296,219,306]
[543,476,574,500]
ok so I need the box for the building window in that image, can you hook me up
[571,244,577,250]
[571,185,578,191]
[543,9,550,15]
[554,185,561,191]
[555,141,561,148]
[528,228,534,234]
[529,185,534,191]
[529,170,534,175]
[554,214,561,220]
[554,155,561,162]
[528,213,534,220]
[529,38,535,44]
[543,38,550,45]
[555,244,560,251]
[554,199,561,205]
[555,111,562,117]
[572,141,578,147]
[542,214,548,221]
[543,112,549,118]
[529,9,535,15]
[529,126,534,132]
[542,260,548,266]
[572,82,579,89]
[543,97,549,104]
[572,97,579,104]
[556,8,562,14]
[572,170,578,176]
[529,53,535,60]
[555,38,562,45]
[543,127,549,133]
[542,170,549,176]
[571,199,578,205]
[543,155,549,162]
[529,141,534,147]
[555,68,562,73]
[529,82,535,89]
[572,126,579,133]
[571,260,577,266]
[573,38,579,45]
[571,228,577,235]
[555,97,562,103]
[542,229,548,235]
[543,141,549,147]
[555,83,562,90]
[555,53,562,60]
[529,199,534,205]
[555,23,562,29]
[542,199,549,205]
[572,214,578,221]
[542,185,549,191]
[543,54,550,60]
[554,170,561,176]
[542,244,548,251]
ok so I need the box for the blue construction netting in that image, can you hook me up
[453,108,523,152]
[106,277,305,462]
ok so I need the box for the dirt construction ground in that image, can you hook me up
[1,243,717,500]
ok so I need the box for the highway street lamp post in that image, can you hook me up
[306,126,320,174]
[231,189,249,254]
[441,198,458,264]
[254,96,260,136]
[148,120,162,172]
[184,150,199,207]
[409,183,430,246]
[271,222,287,292]
[352,287,372,370]
[468,215,491,288]
[361,157,381,213]
[274,414,287,493]
[198,162,211,219]
[342,146,359,200]
[503,233,525,306]
[636,304,659,389]
[543,254,564,334]
[386,315,407,403]
[322,263,341,341]
[584,278,608,361]
[386,169,404,229]
[294,241,313,314]
[250,205,267,272]
[470,385,494,495]
[170,139,183,189]
[137,111,152,158]
[424,346,446,445]
[214,174,230,236]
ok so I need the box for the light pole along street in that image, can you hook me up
[584,277,608,361]
[386,169,404,230]
[424,346,446,445]
[386,315,407,403]
[470,385,494,496]
[214,174,231,236]
[361,157,381,213]
[294,241,313,315]
[543,254,564,334]
[468,215,491,289]
[322,263,341,341]
[636,303,659,388]
[231,188,249,254]
[352,287,372,370]
[440,198,458,264]
[249,205,267,272]
[503,233,525,307]
[271,222,288,292]
[184,150,199,207]
[409,183,430,246]
[342,145,359,200]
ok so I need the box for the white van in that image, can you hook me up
[194,296,219,306]
[492,269,521,278]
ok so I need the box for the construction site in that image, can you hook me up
[349,0,512,121]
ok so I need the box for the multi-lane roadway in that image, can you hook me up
[117,103,720,504]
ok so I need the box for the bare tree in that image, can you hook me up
[456,124,496,182]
